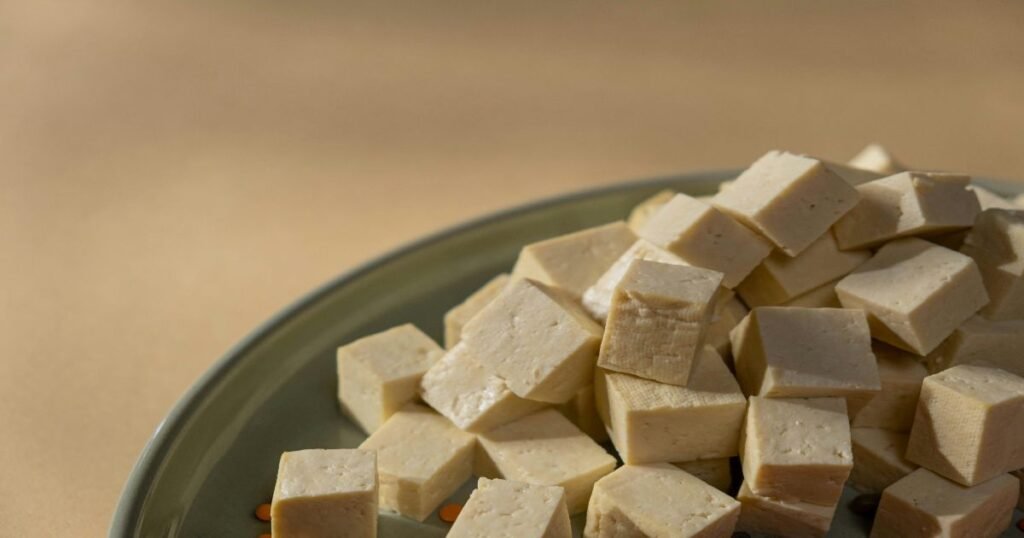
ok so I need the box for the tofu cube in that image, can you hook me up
[736,482,836,538]
[419,343,546,433]
[358,404,475,521]
[780,279,842,308]
[639,193,773,287]
[271,449,378,538]
[475,409,616,514]
[626,189,676,232]
[850,428,918,493]
[511,221,637,297]
[711,151,860,256]
[847,143,905,175]
[584,464,741,538]
[849,343,927,432]
[462,278,603,403]
[443,273,509,348]
[905,365,1024,486]
[730,307,880,402]
[870,468,1019,538]
[836,238,989,355]
[556,384,609,443]
[704,292,749,358]
[969,184,1018,210]
[961,208,1024,321]
[741,397,853,505]
[833,172,980,250]
[737,232,869,307]
[448,478,571,538]
[582,239,689,322]
[821,158,886,186]
[336,324,443,434]
[598,259,723,386]
[672,458,733,492]
[595,347,747,464]
[925,316,1024,377]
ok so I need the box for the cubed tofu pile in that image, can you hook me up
[271,144,1024,538]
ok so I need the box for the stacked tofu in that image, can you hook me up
[269,144,1023,538]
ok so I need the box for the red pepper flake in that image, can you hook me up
[439,503,463,523]
[255,503,272,522]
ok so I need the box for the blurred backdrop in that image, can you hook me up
[4,1,1024,535]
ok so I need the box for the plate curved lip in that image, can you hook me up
[107,169,734,537]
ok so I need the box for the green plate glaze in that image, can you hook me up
[111,172,1024,537]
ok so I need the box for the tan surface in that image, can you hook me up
[4,1,1024,535]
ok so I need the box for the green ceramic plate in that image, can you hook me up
[111,172,1024,537]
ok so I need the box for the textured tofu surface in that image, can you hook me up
[672,458,733,492]
[925,315,1024,377]
[704,292,749,358]
[448,478,571,538]
[849,428,917,493]
[736,481,836,538]
[961,208,1024,320]
[627,189,676,232]
[582,238,688,322]
[780,279,842,308]
[849,343,927,431]
[443,273,510,348]
[511,221,637,297]
[556,384,609,443]
[271,449,378,538]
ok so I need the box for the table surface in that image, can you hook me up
[4,1,1024,535]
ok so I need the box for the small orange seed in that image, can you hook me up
[439,503,463,523]
[255,503,272,522]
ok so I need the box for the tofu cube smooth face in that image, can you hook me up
[598,259,723,386]
[848,143,905,175]
[780,279,842,308]
[462,278,603,403]
[970,184,1018,211]
[925,316,1024,377]
[870,468,1019,538]
[556,384,609,443]
[639,193,773,287]
[582,239,688,322]
[596,347,747,464]
[905,365,1024,486]
[730,307,880,402]
[271,449,378,538]
[741,397,853,505]
[443,273,509,348]
[448,478,571,538]
[849,343,927,431]
[337,324,443,434]
[849,428,917,493]
[358,404,475,521]
[704,293,749,358]
[584,464,741,538]
[476,409,616,515]
[627,189,676,232]
[673,458,732,493]
[711,151,860,256]
[835,238,989,355]
[961,208,1024,321]
[736,482,836,538]
[833,172,980,250]
[511,221,637,297]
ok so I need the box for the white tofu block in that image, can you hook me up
[850,428,918,493]
[582,239,689,322]
[925,316,1024,377]
[271,449,377,538]
[969,184,1018,210]
[779,279,841,308]
[833,172,980,250]
[836,238,989,355]
[511,221,637,297]
[741,397,853,505]
[711,151,860,256]
[704,292,749,358]
[730,307,880,402]
[476,409,616,514]
[462,278,603,403]
[961,208,1024,321]
[736,481,836,538]
[736,232,869,307]
[672,458,732,492]
[821,158,886,186]
[448,478,571,538]
[626,189,676,232]
[358,404,475,521]
[596,347,747,464]
[870,468,1019,538]
[337,324,443,434]
[905,365,1024,486]
[443,273,509,348]
[639,193,773,287]
[419,343,546,433]
[847,143,905,175]
[584,464,741,538]
[849,343,927,432]
[598,259,723,386]
[556,384,608,443]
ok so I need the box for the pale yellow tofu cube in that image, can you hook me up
[870,468,1019,538]
[741,397,853,505]
[849,428,917,493]
[336,324,443,434]
[271,449,378,538]
[595,348,746,464]
[736,482,836,538]
[475,409,616,514]
[448,478,571,538]
[556,384,608,443]
[358,404,475,521]
[704,292,749,358]
[462,278,603,403]
[961,208,1024,321]
[833,172,980,250]
[836,238,989,355]
[847,143,905,175]
[511,221,637,297]
[821,159,885,186]
[779,279,842,308]
[582,239,689,322]
[672,458,732,492]
[419,343,546,433]
[584,464,741,538]
[598,259,723,386]
[969,184,1018,210]
[925,316,1024,377]
[905,365,1024,486]
[443,273,509,348]
[711,151,860,256]
[730,307,880,402]
[639,193,773,287]
[736,232,869,307]
[849,343,927,432]
[626,189,676,232]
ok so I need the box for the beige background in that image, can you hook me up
[4,1,1024,535]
